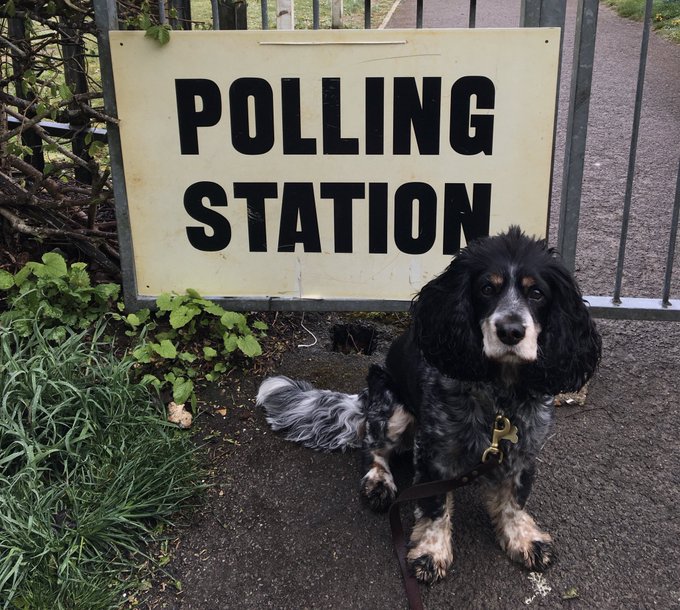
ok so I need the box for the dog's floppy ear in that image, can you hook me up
[411,251,489,380]
[529,260,602,395]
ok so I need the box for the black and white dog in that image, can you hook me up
[257,227,601,583]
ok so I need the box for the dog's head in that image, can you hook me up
[411,226,601,395]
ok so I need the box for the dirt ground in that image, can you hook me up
[143,1,680,609]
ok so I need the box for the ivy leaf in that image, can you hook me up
[203,346,218,360]
[237,335,262,358]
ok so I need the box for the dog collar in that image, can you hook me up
[481,415,519,463]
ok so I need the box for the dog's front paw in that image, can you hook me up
[360,474,396,512]
[525,539,554,571]
[406,525,453,584]
[504,532,554,571]
[407,551,450,583]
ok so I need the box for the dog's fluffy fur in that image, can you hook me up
[257,227,601,583]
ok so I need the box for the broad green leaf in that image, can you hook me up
[0,270,14,290]
[237,335,262,358]
[58,82,73,101]
[204,303,227,317]
[126,313,141,327]
[220,311,246,330]
[13,264,32,287]
[185,288,201,299]
[132,344,153,364]
[179,351,197,363]
[173,378,193,405]
[68,265,91,289]
[252,320,268,331]
[141,374,162,388]
[35,252,67,278]
[223,334,238,353]
[152,339,177,359]
[169,305,200,329]
[157,292,174,311]
[203,346,218,359]
[93,283,120,301]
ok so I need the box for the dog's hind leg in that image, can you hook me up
[483,470,553,571]
[360,365,414,512]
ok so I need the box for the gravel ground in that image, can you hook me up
[145,2,680,609]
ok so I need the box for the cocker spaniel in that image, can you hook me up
[257,227,601,584]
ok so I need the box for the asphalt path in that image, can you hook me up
[149,2,680,608]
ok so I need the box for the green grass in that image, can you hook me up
[0,320,203,609]
[604,0,680,43]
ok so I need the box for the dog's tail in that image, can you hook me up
[256,376,366,451]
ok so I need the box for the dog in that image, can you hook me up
[257,227,601,583]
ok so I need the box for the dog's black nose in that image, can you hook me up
[495,318,526,346]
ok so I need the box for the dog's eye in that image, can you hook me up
[481,284,496,296]
[528,287,544,301]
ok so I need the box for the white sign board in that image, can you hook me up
[110,28,560,308]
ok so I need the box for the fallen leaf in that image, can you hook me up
[167,401,193,428]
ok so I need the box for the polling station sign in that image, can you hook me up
[109,28,560,308]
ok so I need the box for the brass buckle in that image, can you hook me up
[481,415,519,463]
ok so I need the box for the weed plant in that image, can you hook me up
[0,320,203,609]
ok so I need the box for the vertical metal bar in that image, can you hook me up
[365,0,372,29]
[313,0,320,29]
[613,0,653,303]
[261,0,269,29]
[520,0,567,240]
[469,0,477,28]
[662,161,680,306]
[8,17,45,174]
[521,0,541,27]
[211,0,220,29]
[416,0,423,28]
[158,0,167,24]
[61,21,92,185]
[92,0,138,309]
[556,0,598,271]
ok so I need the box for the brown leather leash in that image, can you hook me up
[388,415,518,610]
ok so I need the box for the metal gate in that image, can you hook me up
[92,0,680,320]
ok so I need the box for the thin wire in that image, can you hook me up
[297,312,318,348]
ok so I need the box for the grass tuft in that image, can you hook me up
[604,0,680,43]
[0,318,203,609]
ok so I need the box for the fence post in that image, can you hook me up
[557,0,599,270]
[332,0,343,28]
[520,0,566,239]
[218,0,248,30]
[61,20,92,186]
[7,17,45,174]
[277,0,294,29]
[92,0,138,309]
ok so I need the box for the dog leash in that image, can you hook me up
[388,415,518,610]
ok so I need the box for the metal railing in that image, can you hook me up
[82,0,679,319]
